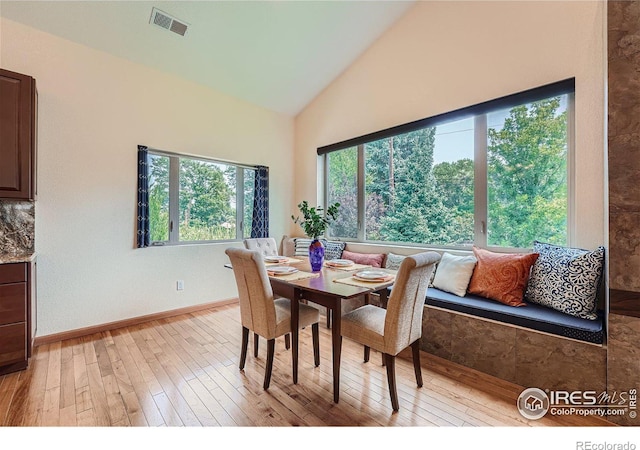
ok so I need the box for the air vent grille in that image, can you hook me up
[169,20,188,37]
[149,7,188,37]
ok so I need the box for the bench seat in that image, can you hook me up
[387,286,604,344]
[425,287,604,344]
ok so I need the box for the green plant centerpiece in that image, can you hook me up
[291,201,340,271]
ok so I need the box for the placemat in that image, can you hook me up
[324,262,371,272]
[268,270,320,282]
[265,257,304,266]
[334,274,396,289]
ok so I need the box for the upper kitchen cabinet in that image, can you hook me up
[0,69,37,201]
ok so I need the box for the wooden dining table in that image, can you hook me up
[267,258,396,403]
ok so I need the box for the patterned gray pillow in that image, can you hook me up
[384,252,406,270]
[321,240,346,260]
[525,241,605,320]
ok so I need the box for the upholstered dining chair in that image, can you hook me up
[225,247,320,389]
[243,237,290,353]
[340,251,441,411]
[243,237,279,257]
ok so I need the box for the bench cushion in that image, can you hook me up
[424,287,604,344]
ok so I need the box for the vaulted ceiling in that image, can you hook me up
[1,1,415,115]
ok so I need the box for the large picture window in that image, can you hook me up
[321,79,573,250]
[146,150,260,244]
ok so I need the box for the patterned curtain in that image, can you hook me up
[137,145,150,248]
[250,165,269,238]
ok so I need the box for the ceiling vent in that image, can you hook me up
[149,7,189,37]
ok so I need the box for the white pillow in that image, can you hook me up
[432,252,477,297]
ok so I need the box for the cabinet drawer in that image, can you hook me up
[0,283,26,325]
[0,263,26,284]
[0,322,26,367]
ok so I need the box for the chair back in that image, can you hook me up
[225,247,278,339]
[243,237,279,256]
[384,251,441,355]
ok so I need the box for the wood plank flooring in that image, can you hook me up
[0,303,615,427]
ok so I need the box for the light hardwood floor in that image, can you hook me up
[0,303,615,427]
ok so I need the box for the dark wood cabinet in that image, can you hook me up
[0,260,36,375]
[0,68,37,200]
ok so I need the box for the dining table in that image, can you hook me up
[264,257,397,403]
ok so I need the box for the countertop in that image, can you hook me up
[0,253,36,264]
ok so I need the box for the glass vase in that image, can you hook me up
[308,239,325,272]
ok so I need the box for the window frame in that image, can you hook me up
[320,79,575,252]
[147,148,258,246]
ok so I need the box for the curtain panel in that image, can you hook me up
[250,165,269,238]
[137,145,150,248]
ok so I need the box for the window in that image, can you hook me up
[327,147,358,239]
[147,150,259,244]
[321,79,573,250]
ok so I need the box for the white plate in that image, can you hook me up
[264,256,287,263]
[354,270,388,280]
[326,259,354,267]
[353,274,389,283]
[268,266,298,275]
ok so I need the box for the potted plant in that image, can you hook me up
[292,200,340,271]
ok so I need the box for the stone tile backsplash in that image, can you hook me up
[0,200,35,255]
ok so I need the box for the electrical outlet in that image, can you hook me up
[176,280,184,291]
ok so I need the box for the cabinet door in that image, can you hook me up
[0,68,35,200]
[0,322,26,367]
[0,283,27,325]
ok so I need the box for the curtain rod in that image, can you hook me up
[143,146,264,170]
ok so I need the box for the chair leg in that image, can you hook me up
[254,332,259,357]
[384,353,399,412]
[411,340,423,388]
[263,339,276,390]
[312,323,320,367]
[381,353,385,366]
[364,346,370,363]
[284,333,290,350]
[240,326,249,371]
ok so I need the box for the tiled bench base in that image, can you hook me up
[422,305,607,392]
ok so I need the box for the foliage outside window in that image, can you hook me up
[323,81,572,250]
[148,151,256,244]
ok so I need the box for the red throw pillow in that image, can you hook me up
[467,246,539,307]
[341,250,386,268]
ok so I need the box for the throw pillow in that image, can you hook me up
[321,240,347,260]
[429,263,438,287]
[294,238,346,260]
[432,252,477,297]
[293,238,312,257]
[467,247,539,307]
[525,241,605,320]
[384,252,406,270]
[341,250,385,268]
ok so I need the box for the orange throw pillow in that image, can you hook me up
[467,247,539,307]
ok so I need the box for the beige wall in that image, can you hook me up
[294,0,606,250]
[1,18,295,336]
[0,1,607,337]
